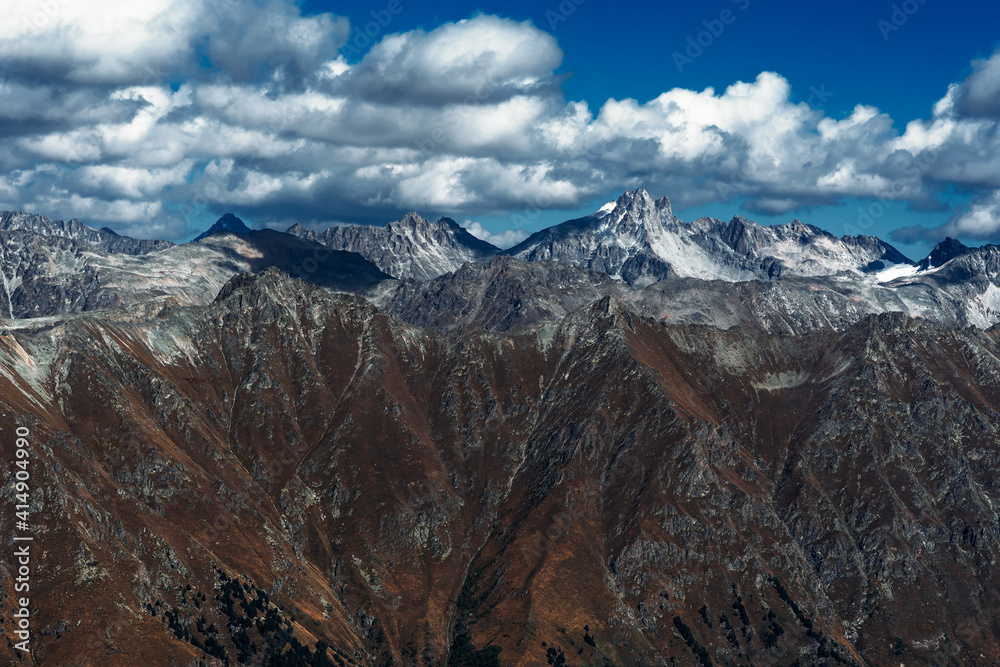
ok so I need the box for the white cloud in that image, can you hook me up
[75,162,195,199]
[0,0,347,84]
[461,220,528,249]
[343,15,562,104]
[2,3,1000,243]
[944,191,1000,240]
[0,0,202,83]
[893,189,1000,244]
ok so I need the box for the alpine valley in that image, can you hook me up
[2,190,1000,666]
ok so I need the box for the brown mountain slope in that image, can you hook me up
[1,269,1000,665]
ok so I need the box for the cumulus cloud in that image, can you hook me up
[2,1,1000,243]
[892,190,1000,243]
[340,15,562,106]
[953,51,1000,118]
[0,0,348,85]
[460,220,529,249]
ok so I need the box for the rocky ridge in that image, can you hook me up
[0,210,174,255]
[288,213,501,281]
[0,228,392,319]
[508,189,916,287]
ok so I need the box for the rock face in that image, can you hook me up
[0,210,174,255]
[509,189,914,286]
[0,228,392,319]
[380,254,630,332]
[288,213,500,281]
[2,270,1000,665]
[373,253,1000,334]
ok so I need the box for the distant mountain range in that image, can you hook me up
[509,189,915,285]
[1,210,174,255]
[3,189,998,331]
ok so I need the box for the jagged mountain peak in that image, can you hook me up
[602,189,674,231]
[194,213,251,241]
[390,211,430,229]
[919,236,972,270]
[285,212,500,281]
[510,190,917,286]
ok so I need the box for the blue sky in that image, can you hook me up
[316,0,998,123]
[2,0,1000,259]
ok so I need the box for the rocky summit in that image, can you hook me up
[287,213,500,282]
[1,196,1000,666]
[508,190,913,287]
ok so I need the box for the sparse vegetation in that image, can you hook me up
[145,569,345,666]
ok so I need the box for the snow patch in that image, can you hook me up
[875,262,919,283]
[966,283,1000,329]
[752,370,809,390]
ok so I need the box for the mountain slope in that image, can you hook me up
[374,253,1000,334]
[288,212,501,280]
[380,254,629,331]
[0,228,391,319]
[2,271,1000,664]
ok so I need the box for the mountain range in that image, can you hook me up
[508,190,914,286]
[2,190,1000,665]
[3,189,998,332]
